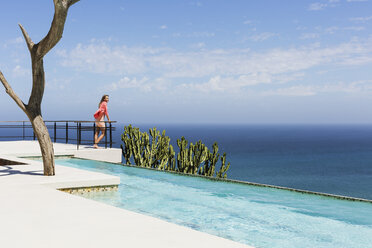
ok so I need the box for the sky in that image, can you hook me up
[0,0,371,124]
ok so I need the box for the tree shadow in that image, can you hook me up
[0,166,43,176]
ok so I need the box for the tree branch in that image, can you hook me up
[18,24,34,52]
[67,0,80,7]
[0,71,27,113]
[35,0,79,58]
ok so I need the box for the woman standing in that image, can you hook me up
[93,95,111,148]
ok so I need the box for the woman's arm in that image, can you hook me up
[102,102,110,122]
[106,112,111,122]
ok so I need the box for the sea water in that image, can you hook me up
[55,157,372,248]
[115,124,372,200]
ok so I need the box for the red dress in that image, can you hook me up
[94,102,108,119]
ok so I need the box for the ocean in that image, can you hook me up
[1,123,372,200]
[115,124,372,200]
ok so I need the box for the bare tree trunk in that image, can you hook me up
[0,0,80,176]
[32,116,55,175]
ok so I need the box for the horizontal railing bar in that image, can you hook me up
[0,124,117,127]
[73,121,117,123]
[77,140,116,143]
[9,126,116,129]
[0,126,32,128]
[0,120,117,123]
[0,136,28,138]
[78,142,116,145]
[0,136,36,138]
[0,121,29,123]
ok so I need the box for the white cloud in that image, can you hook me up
[110,77,148,91]
[301,25,365,39]
[308,3,328,10]
[180,72,305,93]
[57,43,153,75]
[190,2,202,7]
[344,26,365,31]
[264,85,317,96]
[308,0,340,11]
[14,37,23,44]
[324,26,339,34]
[172,31,215,38]
[57,38,372,93]
[46,78,72,90]
[190,32,215,38]
[339,55,372,65]
[347,0,368,2]
[191,42,206,49]
[248,32,277,42]
[12,65,30,78]
[160,25,168,29]
[2,37,24,48]
[300,33,320,39]
[109,76,168,92]
[263,80,372,96]
[180,74,271,93]
[350,16,372,22]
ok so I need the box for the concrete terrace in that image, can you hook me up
[0,141,252,248]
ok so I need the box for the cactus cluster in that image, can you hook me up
[121,124,230,178]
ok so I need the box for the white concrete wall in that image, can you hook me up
[74,148,122,163]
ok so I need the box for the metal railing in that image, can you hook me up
[0,120,116,149]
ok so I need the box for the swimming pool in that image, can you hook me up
[55,158,372,248]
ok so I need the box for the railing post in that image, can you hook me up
[79,122,82,149]
[22,121,25,140]
[54,122,57,143]
[93,122,96,145]
[105,122,107,149]
[109,122,112,148]
[66,122,68,144]
[76,122,79,150]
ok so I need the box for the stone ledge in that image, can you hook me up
[59,184,118,195]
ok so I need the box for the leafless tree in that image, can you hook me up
[0,0,80,175]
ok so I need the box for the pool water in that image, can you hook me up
[56,158,372,248]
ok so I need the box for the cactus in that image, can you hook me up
[130,127,145,166]
[203,142,219,177]
[176,136,189,173]
[192,140,208,174]
[154,130,170,169]
[167,145,176,171]
[121,125,231,178]
[216,152,230,179]
[142,131,151,168]
[121,125,133,165]
[148,127,160,168]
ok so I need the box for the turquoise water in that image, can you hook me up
[56,158,372,248]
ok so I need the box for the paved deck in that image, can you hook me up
[0,141,252,248]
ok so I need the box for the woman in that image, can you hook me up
[93,95,111,148]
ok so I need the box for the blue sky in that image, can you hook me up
[1,0,371,124]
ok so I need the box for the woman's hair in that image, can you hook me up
[99,95,109,107]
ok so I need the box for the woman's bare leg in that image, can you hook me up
[96,127,106,144]
[94,124,101,148]
[94,132,99,148]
